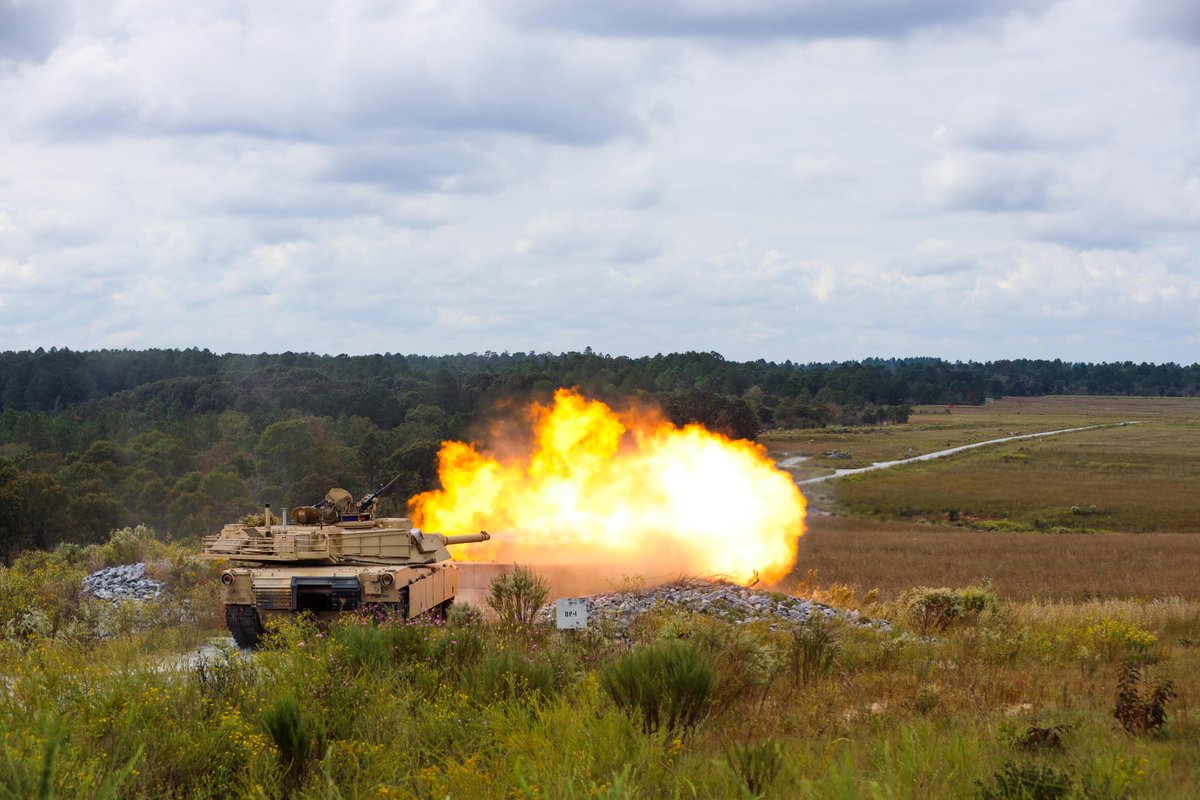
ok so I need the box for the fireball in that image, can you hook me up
[409,389,806,584]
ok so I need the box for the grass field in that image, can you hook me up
[777,395,1200,603]
[792,517,1200,601]
[1,395,1197,798]
[765,397,1200,534]
[2,583,1198,798]
[763,396,1198,486]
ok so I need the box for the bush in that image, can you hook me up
[725,740,785,796]
[1114,665,1174,736]
[683,617,782,705]
[261,695,316,791]
[0,552,86,641]
[468,649,557,701]
[1083,618,1158,663]
[335,623,389,669]
[447,601,483,628]
[92,526,163,569]
[788,619,839,690]
[487,565,550,627]
[901,585,1000,634]
[431,626,485,674]
[600,640,716,735]
[975,761,1072,800]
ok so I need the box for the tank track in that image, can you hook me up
[225,604,264,649]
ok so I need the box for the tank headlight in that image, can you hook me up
[221,571,235,586]
[380,572,394,587]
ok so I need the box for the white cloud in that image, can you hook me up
[0,0,1197,363]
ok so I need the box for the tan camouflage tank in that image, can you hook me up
[201,476,489,647]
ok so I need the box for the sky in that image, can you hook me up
[1,0,1198,364]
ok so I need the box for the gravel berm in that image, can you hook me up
[536,578,888,630]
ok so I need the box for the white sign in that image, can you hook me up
[555,598,588,630]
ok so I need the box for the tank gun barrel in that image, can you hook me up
[435,531,491,546]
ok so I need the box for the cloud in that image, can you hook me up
[1132,0,1200,44]
[922,154,1055,212]
[13,1,645,146]
[0,0,67,64]
[500,0,1049,40]
[0,0,1197,365]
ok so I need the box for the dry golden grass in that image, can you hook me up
[791,515,1200,600]
[831,420,1200,532]
[763,395,1200,479]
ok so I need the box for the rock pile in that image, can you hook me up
[538,579,888,630]
[83,563,165,601]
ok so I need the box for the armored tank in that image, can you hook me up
[201,476,490,648]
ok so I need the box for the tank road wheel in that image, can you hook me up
[225,604,264,649]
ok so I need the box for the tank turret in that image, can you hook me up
[202,476,490,648]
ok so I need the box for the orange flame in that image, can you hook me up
[409,389,806,584]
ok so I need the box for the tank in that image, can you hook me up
[200,476,490,648]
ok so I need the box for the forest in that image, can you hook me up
[1,347,1198,562]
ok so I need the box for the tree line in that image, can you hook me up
[1,348,1197,561]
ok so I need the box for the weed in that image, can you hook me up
[192,648,254,701]
[724,740,784,797]
[900,585,999,633]
[912,683,940,715]
[1082,618,1157,663]
[600,640,716,735]
[1007,724,1071,753]
[334,623,389,669]
[261,695,316,791]
[1114,664,1174,736]
[975,761,1072,800]
[468,650,556,701]
[447,601,483,628]
[788,619,838,689]
[487,565,550,627]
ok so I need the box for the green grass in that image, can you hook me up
[0,590,1197,798]
[767,397,1200,531]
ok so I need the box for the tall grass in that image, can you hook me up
[600,639,716,735]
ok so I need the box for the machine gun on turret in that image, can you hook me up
[358,473,404,513]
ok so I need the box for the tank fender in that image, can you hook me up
[405,563,459,619]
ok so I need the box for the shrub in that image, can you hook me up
[1083,618,1157,663]
[0,552,86,641]
[92,526,162,569]
[724,740,785,796]
[447,601,483,628]
[487,565,550,627]
[193,648,255,702]
[600,640,716,735]
[683,617,782,705]
[335,623,389,669]
[468,649,556,701]
[788,619,838,690]
[1012,725,1071,753]
[431,626,485,673]
[1114,665,1174,736]
[974,761,1072,800]
[261,695,316,791]
[912,683,941,715]
[902,588,964,634]
[901,585,999,634]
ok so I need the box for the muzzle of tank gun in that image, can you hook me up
[438,531,491,546]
